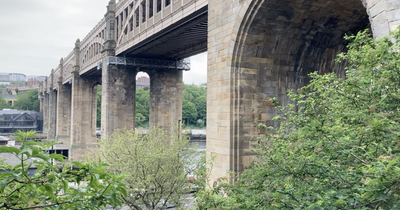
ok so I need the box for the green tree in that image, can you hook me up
[182,84,207,126]
[95,127,200,210]
[135,88,150,127]
[182,100,197,125]
[196,29,400,209]
[14,89,39,111]
[194,95,206,123]
[0,131,126,210]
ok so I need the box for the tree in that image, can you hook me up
[135,88,150,127]
[14,89,39,111]
[194,95,206,124]
[95,127,200,210]
[0,130,126,210]
[196,29,400,209]
[182,100,197,125]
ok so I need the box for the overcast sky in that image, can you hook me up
[0,0,207,85]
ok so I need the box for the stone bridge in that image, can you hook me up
[39,0,399,182]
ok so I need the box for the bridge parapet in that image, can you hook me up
[115,0,207,55]
[80,18,106,74]
[62,50,75,84]
[53,68,60,90]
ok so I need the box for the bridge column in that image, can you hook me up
[69,39,99,161]
[56,83,71,144]
[56,59,72,144]
[70,71,99,161]
[42,78,49,134]
[364,0,400,39]
[101,63,136,137]
[149,69,182,133]
[47,70,57,141]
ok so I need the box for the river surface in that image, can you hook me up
[190,141,206,151]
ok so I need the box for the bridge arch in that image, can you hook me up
[207,0,370,182]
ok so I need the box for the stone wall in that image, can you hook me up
[364,0,400,38]
[207,0,399,184]
[149,69,183,133]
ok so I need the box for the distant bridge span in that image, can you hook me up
[40,0,400,183]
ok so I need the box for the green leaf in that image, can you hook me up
[49,153,65,162]
[0,146,19,155]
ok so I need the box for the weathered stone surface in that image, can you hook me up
[69,71,100,161]
[101,63,136,137]
[206,0,383,185]
[47,70,57,141]
[149,69,183,133]
[56,83,71,144]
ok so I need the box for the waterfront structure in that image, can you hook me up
[0,109,43,133]
[39,0,400,183]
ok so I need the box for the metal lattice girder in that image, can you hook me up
[103,56,190,71]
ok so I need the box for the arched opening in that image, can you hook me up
[231,0,370,171]
[205,0,372,181]
[135,72,150,129]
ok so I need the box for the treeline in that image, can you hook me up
[96,84,206,128]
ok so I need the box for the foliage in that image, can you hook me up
[135,88,150,127]
[182,100,198,125]
[14,89,39,111]
[95,127,200,210]
[0,95,10,110]
[0,130,126,210]
[196,29,400,209]
[183,85,207,126]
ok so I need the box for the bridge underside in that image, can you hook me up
[119,5,208,60]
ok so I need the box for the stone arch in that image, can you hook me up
[207,0,370,182]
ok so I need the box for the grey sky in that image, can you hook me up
[0,0,207,85]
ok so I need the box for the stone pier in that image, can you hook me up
[47,70,57,141]
[101,63,136,136]
[149,69,183,133]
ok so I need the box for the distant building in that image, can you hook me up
[136,76,150,89]
[0,109,43,133]
[0,73,9,81]
[17,86,39,94]
[3,95,16,106]
[9,73,26,82]
[26,76,45,86]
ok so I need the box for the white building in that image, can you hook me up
[9,73,26,82]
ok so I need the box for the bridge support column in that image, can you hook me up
[47,70,57,141]
[101,63,136,137]
[42,78,49,134]
[47,89,57,141]
[42,92,49,134]
[56,83,71,144]
[364,0,400,39]
[70,71,99,161]
[149,69,182,133]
